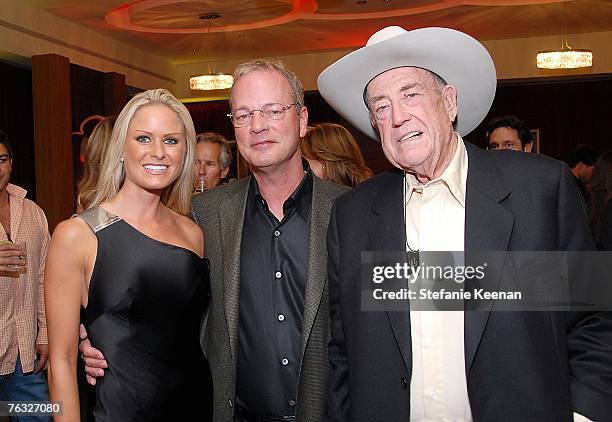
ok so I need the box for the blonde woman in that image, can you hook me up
[302,123,373,187]
[45,89,212,421]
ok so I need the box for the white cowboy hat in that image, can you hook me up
[317,26,497,140]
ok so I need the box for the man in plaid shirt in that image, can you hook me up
[0,130,51,421]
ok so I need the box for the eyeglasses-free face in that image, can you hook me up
[227,103,297,128]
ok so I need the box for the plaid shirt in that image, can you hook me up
[0,184,50,375]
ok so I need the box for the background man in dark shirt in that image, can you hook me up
[485,114,533,152]
[568,144,599,201]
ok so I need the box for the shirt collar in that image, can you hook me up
[404,133,467,207]
[6,183,26,202]
[249,159,313,221]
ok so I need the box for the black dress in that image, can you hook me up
[79,206,213,421]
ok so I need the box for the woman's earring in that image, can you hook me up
[120,157,124,163]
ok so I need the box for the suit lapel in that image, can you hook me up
[370,171,412,371]
[300,177,332,361]
[218,177,250,361]
[463,143,514,373]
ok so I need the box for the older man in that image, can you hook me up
[194,131,233,191]
[193,59,346,422]
[318,26,611,421]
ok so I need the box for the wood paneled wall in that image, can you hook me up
[32,54,73,230]
[0,60,36,199]
[1,57,127,230]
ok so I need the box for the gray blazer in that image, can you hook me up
[192,175,348,422]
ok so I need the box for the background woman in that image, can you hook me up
[588,150,612,250]
[46,89,212,420]
[301,123,373,187]
[76,117,115,213]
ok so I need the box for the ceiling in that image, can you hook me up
[20,0,612,64]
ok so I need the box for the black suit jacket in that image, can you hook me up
[326,142,612,421]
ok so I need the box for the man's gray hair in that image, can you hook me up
[196,132,233,169]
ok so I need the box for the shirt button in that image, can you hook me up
[281,358,289,366]
[423,338,435,348]
[289,400,296,406]
[274,230,281,237]
[275,271,282,279]
[278,314,285,322]
[427,390,438,400]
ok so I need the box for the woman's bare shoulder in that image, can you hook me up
[51,217,96,250]
[168,209,204,255]
[165,207,201,232]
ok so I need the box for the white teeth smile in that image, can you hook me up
[399,131,422,143]
[143,165,168,171]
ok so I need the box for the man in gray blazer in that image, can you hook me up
[193,59,346,422]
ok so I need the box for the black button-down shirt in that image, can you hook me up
[236,169,313,416]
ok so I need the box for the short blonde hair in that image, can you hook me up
[302,123,373,188]
[89,89,196,215]
[230,59,304,111]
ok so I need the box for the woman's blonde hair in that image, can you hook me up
[88,89,196,215]
[302,123,373,188]
[77,117,115,212]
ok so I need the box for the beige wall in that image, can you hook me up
[177,29,612,101]
[176,50,351,100]
[485,30,612,79]
[0,2,175,91]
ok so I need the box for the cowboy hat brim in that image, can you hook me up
[317,26,497,140]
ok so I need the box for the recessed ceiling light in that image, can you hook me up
[357,1,367,4]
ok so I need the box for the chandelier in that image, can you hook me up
[536,49,592,69]
[189,12,233,91]
[189,74,233,91]
[536,0,592,70]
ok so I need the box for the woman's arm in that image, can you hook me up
[45,218,95,421]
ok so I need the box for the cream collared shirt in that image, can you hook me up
[404,135,591,422]
[405,134,472,422]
